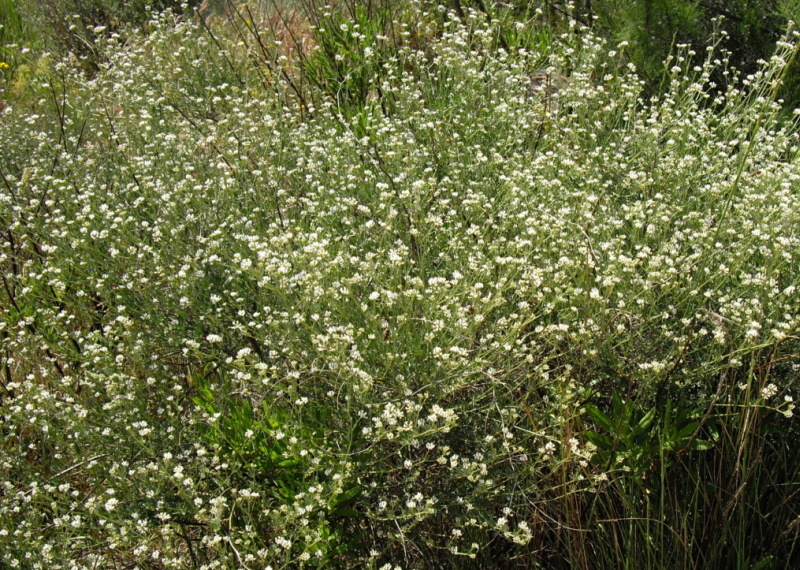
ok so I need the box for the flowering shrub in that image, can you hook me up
[1,3,799,569]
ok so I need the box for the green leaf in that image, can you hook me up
[631,407,656,438]
[612,390,625,422]
[750,555,773,570]
[586,404,616,434]
[191,394,215,415]
[677,422,699,438]
[242,398,253,425]
[331,485,361,509]
[585,431,614,450]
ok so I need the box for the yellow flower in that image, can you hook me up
[0,62,9,69]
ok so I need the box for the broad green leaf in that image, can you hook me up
[331,485,361,509]
[677,422,699,438]
[631,408,656,438]
[586,404,616,434]
[612,390,625,421]
[585,431,614,450]
[690,439,714,451]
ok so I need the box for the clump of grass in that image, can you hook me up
[0,0,37,91]
[0,3,799,569]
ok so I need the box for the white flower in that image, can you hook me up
[761,383,778,400]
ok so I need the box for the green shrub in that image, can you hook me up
[14,0,202,74]
[1,4,799,569]
[570,0,800,107]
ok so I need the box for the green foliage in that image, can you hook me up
[574,0,800,105]
[586,393,713,478]
[585,392,659,478]
[0,0,37,85]
[0,0,21,65]
[15,0,201,74]
[302,3,393,112]
[191,372,363,563]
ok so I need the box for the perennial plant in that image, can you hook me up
[1,3,799,568]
